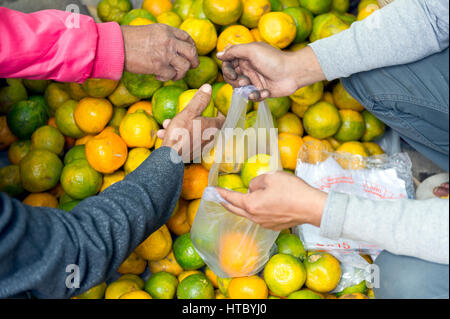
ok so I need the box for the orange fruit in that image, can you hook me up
[241,154,274,188]
[332,81,364,112]
[135,225,172,261]
[277,112,304,136]
[217,25,255,54]
[357,1,379,21]
[23,192,58,208]
[129,17,155,25]
[72,282,107,299]
[119,111,159,148]
[250,28,264,42]
[240,0,271,29]
[30,125,65,155]
[180,18,217,55]
[167,199,191,236]
[127,101,153,116]
[81,78,118,98]
[300,135,334,164]
[124,148,151,175]
[334,109,366,142]
[105,280,141,299]
[0,115,18,151]
[278,133,304,170]
[363,142,385,156]
[85,130,128,174]
[290,82,324,107]
[100,170,125,192]
[117,251,147,275]
[303,101,341,139]
[258,12,297,49]
[0,165,24,197]
[120,291,153,299]
[304,252,341,293]
[142,0,173,16]
[149,250,184,277]
[60,159,103,199]
[219,231,260,277]
[361,110,386,142]
[336,141,369,169]
[187,198,201,226]
[310,12,349,42]
[55,100,86,138]
[203,0,243,26]
[157,11,182,28]
[228,276,269,299]
[205,266,219,288]
[263,253,307,297]
[339,293,369,299]
[74,97,113,134]
[75,134,95,146]
[66,82,88,101]
[8,140,31,165]
[178,270,202,283]
[108,81,141,108]
[118,274,145,290]
[322,91,334,105]
[181,164,209,200]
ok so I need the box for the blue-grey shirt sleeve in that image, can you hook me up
[309,0,449,80]
[0,146,184,299]
[320,191,449,265]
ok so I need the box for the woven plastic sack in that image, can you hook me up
[191,86,282,278]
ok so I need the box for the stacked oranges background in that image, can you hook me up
[0,0,383,299]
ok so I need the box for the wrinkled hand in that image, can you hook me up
[157,84,225,160]
[216,171,327,230]
[217,42,325,101]
[121,24,199,81]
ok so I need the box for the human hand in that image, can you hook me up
[216,171,328,230]
[121,24,199,81]
[157,84,225,159]
[217,42,325,101]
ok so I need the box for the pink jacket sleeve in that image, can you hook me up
[0,7,124,83]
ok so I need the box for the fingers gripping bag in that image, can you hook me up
[191,86,282,278]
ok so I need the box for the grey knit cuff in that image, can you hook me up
[319,192,350,240]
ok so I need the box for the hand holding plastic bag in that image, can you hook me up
[191,86,282,278]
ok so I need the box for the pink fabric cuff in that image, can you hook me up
[91,22,124,80]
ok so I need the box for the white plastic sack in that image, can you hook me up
[191,86,282,278]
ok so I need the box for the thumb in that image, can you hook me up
[217,43,253,61]
[182,84,212,117]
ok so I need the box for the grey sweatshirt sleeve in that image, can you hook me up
[309,0,449,80]
[0,146,184,299]
[320,192,449,265]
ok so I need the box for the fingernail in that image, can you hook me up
[200,84,212,93]
[239,79,247,86]
[216,51,224,58]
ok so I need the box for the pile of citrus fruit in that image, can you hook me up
[0,0,383,299]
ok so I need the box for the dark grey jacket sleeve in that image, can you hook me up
[0,147,184,299]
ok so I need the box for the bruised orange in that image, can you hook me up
[85,130,128,174]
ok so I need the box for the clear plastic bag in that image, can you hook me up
[191,86,282,278]
[293,143,414,292]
